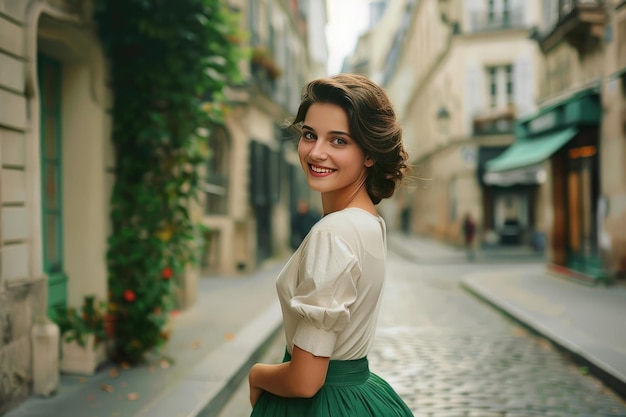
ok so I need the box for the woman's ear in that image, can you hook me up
[365,156,375,168]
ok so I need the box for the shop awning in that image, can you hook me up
[486,126,578,172]
[483,164,546,187]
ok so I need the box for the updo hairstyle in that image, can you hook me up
[291,74,409,204]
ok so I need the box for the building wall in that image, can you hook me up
[1,3,48,410]
[382,0,541,244]
[534,1,621,278]
[600,3,626,279]
[0,0,112,411]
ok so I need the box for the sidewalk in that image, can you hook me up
[388,231,545,264]
[4,259,286,417]
[462,268,626,399]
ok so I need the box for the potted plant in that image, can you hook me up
[251,45,282,80]
[54,295,108,375]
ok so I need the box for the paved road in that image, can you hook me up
[218,252,626,417]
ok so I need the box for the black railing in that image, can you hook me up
[469,8,526,32]
[472,109,516,136]
[558,0,604,20]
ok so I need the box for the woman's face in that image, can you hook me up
[298,102,373,196]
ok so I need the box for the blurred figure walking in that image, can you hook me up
[463,212,476,261]
[290,200,320,250]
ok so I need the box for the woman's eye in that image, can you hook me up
[302,132,316,140]
[332,137,348,145]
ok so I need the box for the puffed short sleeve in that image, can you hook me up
[290,230,360,357]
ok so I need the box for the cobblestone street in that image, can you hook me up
[219,250,626,417]
[372,328,625,417]
[371,252,626,417]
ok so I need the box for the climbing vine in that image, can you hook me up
[94,0,244,363]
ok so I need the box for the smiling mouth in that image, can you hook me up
[309,164,335,174]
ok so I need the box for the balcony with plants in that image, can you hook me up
[250,45,282,96]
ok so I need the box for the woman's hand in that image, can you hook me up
[249,364,263,407]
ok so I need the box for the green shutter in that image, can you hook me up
[38,54,67,316]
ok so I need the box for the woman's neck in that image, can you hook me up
[321,182,377,216]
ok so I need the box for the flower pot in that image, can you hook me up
[61,334,106,375]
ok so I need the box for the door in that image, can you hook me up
[38,54,67,316]
[565,132,600,275]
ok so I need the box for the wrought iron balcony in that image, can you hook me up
[539,0,607,53]
[468,8,526,33]
[472,107,516,136]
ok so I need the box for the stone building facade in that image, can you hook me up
[359,0,544,247]
[605,0,626,280]
[366,0,626,282]
[493,0,626,282]
[0,0,112,411]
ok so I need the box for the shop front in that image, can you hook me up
[486,89,606,281]
[479,146,538,247]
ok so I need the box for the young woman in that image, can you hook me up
[248,74,414,416]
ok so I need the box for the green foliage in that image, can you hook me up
[54,296,107,348]
[94,0,243,363]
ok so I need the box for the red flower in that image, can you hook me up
[162,267,173,279]
[124,290,136,302]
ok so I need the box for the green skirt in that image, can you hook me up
[250,351,414,417]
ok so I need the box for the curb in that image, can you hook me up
[136,302,283,417]
[461,274,626,400]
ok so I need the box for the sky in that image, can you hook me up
[325,0,371,75]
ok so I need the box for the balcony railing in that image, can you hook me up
[539,0,607,52]
[472,107,516,136]
[468,8,526,33]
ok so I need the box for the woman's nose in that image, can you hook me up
[309,139,327,160]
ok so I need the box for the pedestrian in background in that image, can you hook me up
[290,200,320,250]
[248,74,414,416]
[463,212,476,261]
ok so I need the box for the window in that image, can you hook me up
[248,0,259,44]
[619,18,626,71]
[488,0,511,25]
[204,125,230,214]
[38,54,67,314]
[486,64,514,108]
[488,67,497,107]
[448,177,457,222]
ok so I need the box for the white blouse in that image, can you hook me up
[276,207,387,360]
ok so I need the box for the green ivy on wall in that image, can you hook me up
[94,0,244,363]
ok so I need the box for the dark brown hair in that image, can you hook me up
[291,74,409,204]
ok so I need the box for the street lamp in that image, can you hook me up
[437,105,451,137]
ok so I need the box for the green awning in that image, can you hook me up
[486,127,578,172]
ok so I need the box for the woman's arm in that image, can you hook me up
[249,345,330,404]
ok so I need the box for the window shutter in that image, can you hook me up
[464,64,484,135]
[464,0,483,32]
[513,55,535,117]
[509,0,525,26]
[249,141,268,206]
